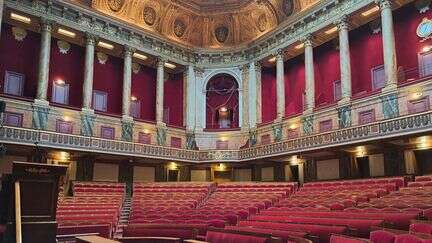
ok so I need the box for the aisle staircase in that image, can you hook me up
[113,195,132,239]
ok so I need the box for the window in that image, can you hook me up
[334,80,342,101]
[371,65,385,91]
[101,126,115,139]
[171,137,181,148]
[3,112,23,127]
[319,119,332,132]
[130,100,141,119]
[358,109,376,125]
[93,90,107,112]
[138,132,151,144]
[261,134,271,145]
[56,120,73,134]
[419,51,432,78]
[52,82,69,105]
[408,97,430,114]
[216,140,228,150]
[4,71,24,96]
[163,107,170,124]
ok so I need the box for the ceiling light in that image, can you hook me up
[422,46,432,53]
[133,52,148,61]
[10,13,31,24]
[98,41,114,50]
[361,6,380,17]
[325,26,338,35]
[57,28,76,38]
[295,43,304,50]
[55,79,65,85]
[164,62,176,69]
[131,96,138,101]
[268,57,276,63]
[220,107,228,112]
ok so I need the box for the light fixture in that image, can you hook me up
[218,163,226,170]
[143,129,150,134]
[219,136,228,142]
[55,79,65,85]
[168,162,178,170]
[268,57,276,63]
[422,45,432,53]
[291,155,299,165]
[63,115,72,122]
[295,43,304,50]
[417,136,430,150]
[220,107,228,112]
[133,52,148,61]
[131,96,137,101]
[355,146,367,157]
[164,62,176,69]
[10,13,31,24]
[58,151,70,161]
[98,41,114,50]
[325,26,338,35]
[57,28,76,38]
[289,123,299,130]
[361,6,380,17]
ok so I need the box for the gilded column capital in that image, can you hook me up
[124,45,135,57]
[85,33,98,46]
[337,15,350,31]
[375,0,392,10]
[156,57,167,68]
[302,34,314,47]
[39,17,53,32]
[275,49,284,60]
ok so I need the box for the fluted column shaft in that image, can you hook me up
[304,37,315,111]
[338,17,352,102]
[248,62,258,128]
[0,0,4,38]
[156,59,165,124]
[242,65,250,129]
[185,65,196,131]
[36,20,52,101]
[82,35,96,110]
[276,51,285,120]
[122,46,133,118]
[378,0,398,89]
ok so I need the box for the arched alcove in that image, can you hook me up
[205,74,239,129]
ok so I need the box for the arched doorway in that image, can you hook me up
[205,74,239,129]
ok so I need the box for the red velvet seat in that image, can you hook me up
[370,230,397,243]
[205,228,280,243]
[410,222,432,235]
[330,234,372,243]
[394,234,432,243]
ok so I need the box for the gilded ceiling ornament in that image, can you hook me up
[11,27,27,42]
[215,26,229,43]
[97,52,109,64]
[174,19,187,38]
[415,0,431,13]
[108,0,124,12]
[282,0,294,16]
[57,40,71,54]
[369,18,382,34]
[143,7,156,26]
[132,62,141,74]
[257,14,268,32]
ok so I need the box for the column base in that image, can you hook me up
[32,99,50,130]
[156,121,166,127]
[382,83,398,93]
[81,108,95,115]
[303,108,314,116]
[33,99,49,107]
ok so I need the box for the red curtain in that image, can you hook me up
[164,72,184,127]
[284,56,305,116]
[132,66,157,121]
[0,24,40,99]
[261,66,277,122]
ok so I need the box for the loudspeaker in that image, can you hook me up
[0,101,5,113]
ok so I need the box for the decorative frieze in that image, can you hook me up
[80,111,96,137]
[338,106,352,129]
[157,126,167,146]
[302,115,314,135]
[272,123,283,143]
[381,93,400,119]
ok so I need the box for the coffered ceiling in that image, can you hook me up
[74,0,319,49]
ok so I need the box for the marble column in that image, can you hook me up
[242,65,250,129]
[185,65,196,131]
[122,46,134,119]
[256,62,262,124]
[248,62,258,128]
[304,35,315,112]
[156,58,165,125]
[0,0,4,38]
[377,0,398,90]
[338,16,352,103]
[276,50,285,121]
[82,34,96,111]
[36,19,52,102]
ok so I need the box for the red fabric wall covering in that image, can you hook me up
[394,3,432,83]
[0,24,40,99]
[164,72,184,127]
[350,24,383,96]
[132,66,157,121]
[93,53,123,115]
[314,41,341,107]
[284,56,305,117]
[261,66,277,122]
[48,38,85,108]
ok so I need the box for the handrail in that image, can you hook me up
[14,181,22,243]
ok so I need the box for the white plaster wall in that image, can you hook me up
[133,166,155,182]
[369,154,385,177]
[261,167,274,181]
[316,159,340,180]
[234,168,252,181]
[191,169,207,181]
[93,163,119,182]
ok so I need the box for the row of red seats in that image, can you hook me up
[303,177,405,188]
[416,176,432,182]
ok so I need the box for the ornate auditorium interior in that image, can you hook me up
[2,0,432,242]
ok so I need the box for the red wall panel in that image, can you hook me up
[164,72,184,127]
[261,66,277,123]
[0,24,40,99]
[93,53,123,115]
[48,39,85,108]
[314,41,340,107]
[350,24,383,96]
[131,66,157,121]
[284,56,305,116]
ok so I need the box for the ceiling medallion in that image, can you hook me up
[143,7,156,26]
[215,26,229,43]
[257,14,268,32]
[283,0,294,16]
[174,19,187,38]
[108,0,124,12]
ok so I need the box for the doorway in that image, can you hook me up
[356,157,370,178]
[168,170,179,182]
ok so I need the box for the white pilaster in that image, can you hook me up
[248,62,258,128]
[156,58,165,125]
[377,0,398,90]
[276,50,285,120]
[338,16,352,103]
[36,19,52,101]
[304,35,315,113]
[0,0,4,38]
[256,63,262,124]
[185,65,196,131]
[242,65,250,129]
[122,46,134,119]
[82,34,96,111]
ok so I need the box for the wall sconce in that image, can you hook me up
[168,162,178,170]
[361,6,380,17]
[422,45,432,53]
[355,146,367,157]
[98,41,114,50]
[10,13,31,24]
[131,96,138,101]
[55,79,65,85]
[57,28,76,38]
